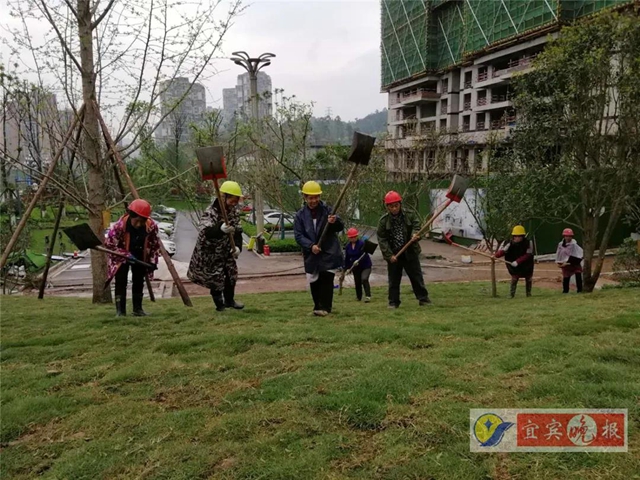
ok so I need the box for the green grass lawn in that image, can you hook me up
[1,284,639,479]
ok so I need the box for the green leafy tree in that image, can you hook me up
[512,12,640,292]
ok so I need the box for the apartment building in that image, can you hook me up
[380,0,634,178]
[155,77,206,146]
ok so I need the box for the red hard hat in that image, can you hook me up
[384,190,402,204]
[128,199,152,218]
[347,228,359,238]
[562,228,574,236]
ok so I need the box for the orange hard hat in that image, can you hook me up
[384,191,402,204]
[128,199,152,218]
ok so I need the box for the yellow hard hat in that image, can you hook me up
[511,225,526,236]
[220,180,242,197]
[301,181,322,195]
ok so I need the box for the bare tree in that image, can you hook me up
[4,0,243,302]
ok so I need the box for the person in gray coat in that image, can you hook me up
[294,181,344,317]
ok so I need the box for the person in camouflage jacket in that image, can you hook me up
[188,181,244,312]
[377,190,430,309]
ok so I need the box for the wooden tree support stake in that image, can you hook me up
[0,104,85,270]
[94,102,192,307]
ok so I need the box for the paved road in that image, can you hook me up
[172,212,199,263]
[48,253,93,288]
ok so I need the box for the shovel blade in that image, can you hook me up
[445,174,468,203]
[347,132,376,166]
[363,239,378,255]
[63,223,103,251]
[195,146,227,180]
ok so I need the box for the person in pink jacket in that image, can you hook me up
[555,228,583,293]
[104,199,160,316]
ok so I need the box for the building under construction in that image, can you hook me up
[380,0,635,177]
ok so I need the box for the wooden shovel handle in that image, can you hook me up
[94,246,157,270]
[345,252,367,277]
[212,177,237,253]
[317,163,358,248]
[145,275,156,302]
[394,199,452,258]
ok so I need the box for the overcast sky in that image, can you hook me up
[0,0,388,121]
[208,0,387,120]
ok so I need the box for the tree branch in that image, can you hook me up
[36,0,83,72]
[91,0,117,29]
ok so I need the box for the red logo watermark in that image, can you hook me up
[471,409,628,452]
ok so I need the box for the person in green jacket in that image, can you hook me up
[377,190,431,309]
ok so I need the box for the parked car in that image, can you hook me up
[161,239,176,256]
[250,210,295,226]
[157,222,174,236]
[264,212,294,225]
[156,205,177,215]
[151,212,173,222]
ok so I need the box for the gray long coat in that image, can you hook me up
[187,198,242,290]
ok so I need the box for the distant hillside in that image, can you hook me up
[310,109,387,145]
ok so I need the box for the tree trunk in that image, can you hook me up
[78,0,111,304]
[490,258,497,297]
[582,211,600,293]
[586,199,625,293]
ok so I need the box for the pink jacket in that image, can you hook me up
[104,214,160,282]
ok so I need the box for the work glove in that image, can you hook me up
[511,261,518,267]
[232,246,240,259]
[220,223,235,234]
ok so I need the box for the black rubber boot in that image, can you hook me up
[525,278,532,297]
[115,295,126,317]
[510,278,518,298]
[212,292,226,312]
[132,294,147,316]
[419,297,432,306]
[224,284,244,310]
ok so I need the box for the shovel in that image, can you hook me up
[443,231,510,264]
[394,175,468,259]
[63,223,157,270]
[339,239,377,295]
[317,132,375,248]
[195,146,236,255]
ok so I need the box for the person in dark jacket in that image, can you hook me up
[377,190,430,309]
[294,181,344,317]
[494,225,535,298]
[188,181,244,312]
[555,228,583,293]
[344,228,373,302]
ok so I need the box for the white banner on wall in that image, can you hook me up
[430,188,484,240]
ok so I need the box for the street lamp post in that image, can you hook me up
[230,51,275,237]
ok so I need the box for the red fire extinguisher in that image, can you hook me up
[263,244,271,256]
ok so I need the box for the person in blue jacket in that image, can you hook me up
[294,181,344,317]
[344,228,372,302]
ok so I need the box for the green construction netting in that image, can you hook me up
[381,0,429,86]
[381,0,633,88]
[561,0,631,19]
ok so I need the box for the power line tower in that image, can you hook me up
[326,107,332,118]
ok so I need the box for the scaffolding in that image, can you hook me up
[381,0,634,89]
